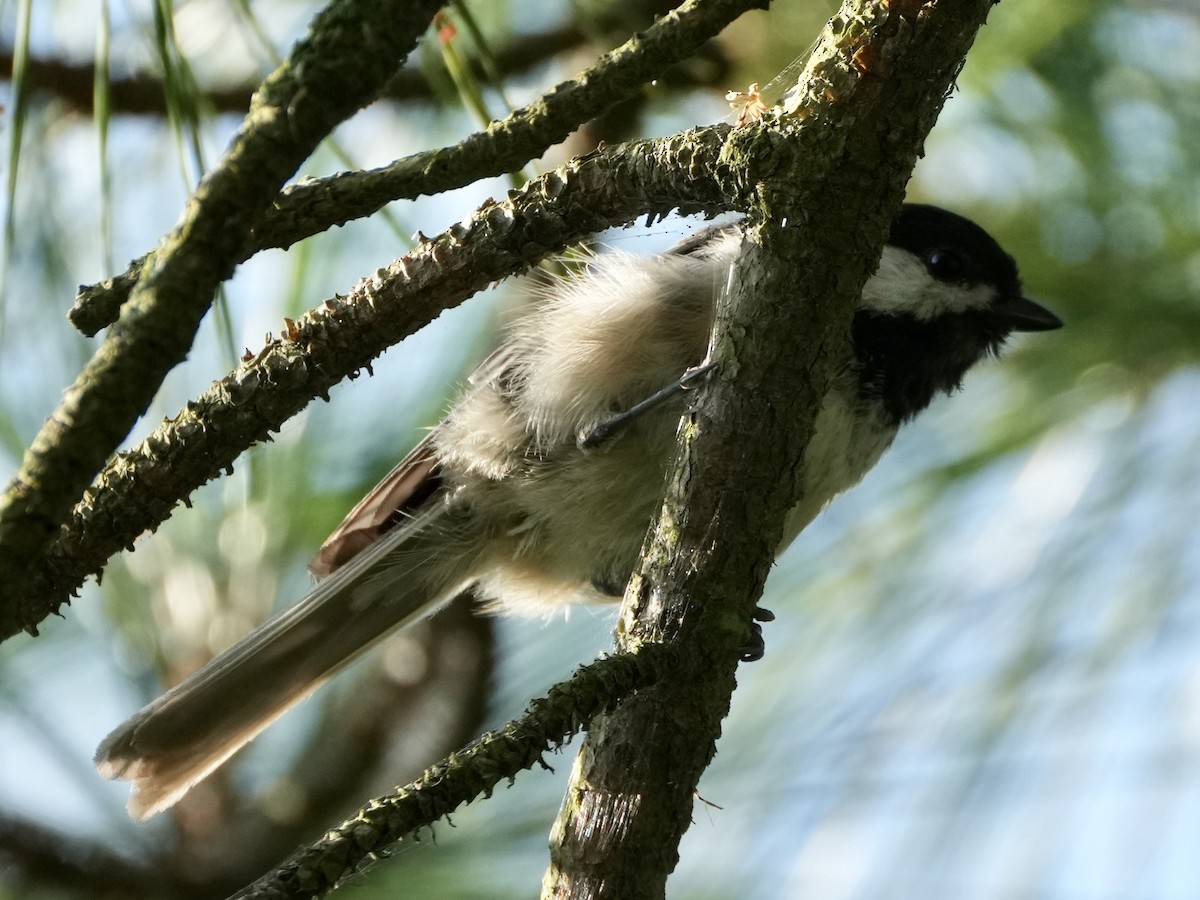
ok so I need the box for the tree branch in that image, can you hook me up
[1,50,256,117]
[0,25,587,118]
[543,1,1000,896]
[0,812,180,898]
[228,647,673,900]
[0,0,447,639]
[69,0,764,335]
[7,129,737,640]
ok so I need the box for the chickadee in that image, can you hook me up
[96,204,1062,818]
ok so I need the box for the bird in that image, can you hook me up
[95,204,1062,818]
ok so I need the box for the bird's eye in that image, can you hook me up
[925,248,968,281]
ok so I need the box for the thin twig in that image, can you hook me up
[0,0,446,640]
[69,0,764,335]
[0,26,588,118]
[229,646,673,900]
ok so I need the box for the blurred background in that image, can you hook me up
[1,0,1198,897]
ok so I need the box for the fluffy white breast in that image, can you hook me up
[510,241,729,449]
[778,378,897,553]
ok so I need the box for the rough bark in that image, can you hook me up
[0,0,446,638]
[542,1,1000,896]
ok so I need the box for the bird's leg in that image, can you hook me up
[740,606,776,662]
[578,362,716,449]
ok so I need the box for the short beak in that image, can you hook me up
[994,294,1063,332]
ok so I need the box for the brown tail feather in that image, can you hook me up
[96,505,476,819]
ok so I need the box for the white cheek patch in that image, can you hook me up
[861,246,996,320]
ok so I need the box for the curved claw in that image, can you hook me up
[741,607,775,662]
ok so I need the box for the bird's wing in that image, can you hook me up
[308,431,442,578]
[309,345,523,579]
